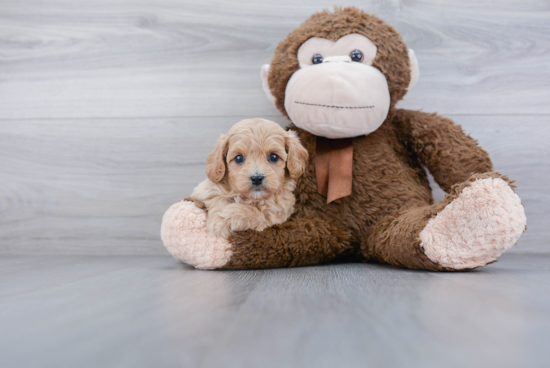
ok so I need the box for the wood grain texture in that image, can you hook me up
[0,0,549,119]
[1,2,548,365]
[0,254,549,367]
[1,115,548,254]
[0,0,548,254]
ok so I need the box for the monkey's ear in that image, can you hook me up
[285,130,309,180]
[407,49,420,90]
[261,64,276,105]
[205,135,228,183]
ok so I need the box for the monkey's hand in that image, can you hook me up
[161,200,232,269]
[160,200,352,270]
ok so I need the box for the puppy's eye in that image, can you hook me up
[312,54,323,64]
[350,49,363,62]
[234,155,245,164]
[268,153,279,163]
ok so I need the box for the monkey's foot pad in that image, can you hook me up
[420,177,526,269]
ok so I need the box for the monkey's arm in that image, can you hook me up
[223,213,353,269]
[161,200,353,270]
[393,109,493,192]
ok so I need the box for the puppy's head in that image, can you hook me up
[206,118,308,199]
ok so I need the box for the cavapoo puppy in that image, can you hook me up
[187,118,308,238]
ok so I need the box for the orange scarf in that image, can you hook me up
[315,137,354,204]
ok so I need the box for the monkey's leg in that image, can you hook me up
[362,173,526,271]
[161,200,353,269]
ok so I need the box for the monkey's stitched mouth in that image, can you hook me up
[294,101,374,109]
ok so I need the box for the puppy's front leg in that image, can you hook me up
[219,203,266,233]
[206,211,233,238]
[204,197,234,238]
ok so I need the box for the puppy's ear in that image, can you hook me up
[285,130,309,179]
[206,134,229,183]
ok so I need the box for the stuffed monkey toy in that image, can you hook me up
[161,7,526,271]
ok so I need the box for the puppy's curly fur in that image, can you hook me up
[189,118,308,238]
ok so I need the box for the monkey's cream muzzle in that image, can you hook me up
[283,58,390,139]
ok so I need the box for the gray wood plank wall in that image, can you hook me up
[1,0,549,254]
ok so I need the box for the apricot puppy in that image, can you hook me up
[188,118,308,238]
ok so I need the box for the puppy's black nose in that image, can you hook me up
[250,174,264,186]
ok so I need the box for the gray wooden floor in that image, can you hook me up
[1,1,550,367]
[1,253,549,368]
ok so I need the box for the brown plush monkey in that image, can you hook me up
[161,7,526,271]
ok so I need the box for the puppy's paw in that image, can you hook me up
[219,203,263,232]
[207,213,233,239]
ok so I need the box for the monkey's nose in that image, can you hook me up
[323,55,351,63]
[250,174,264,186]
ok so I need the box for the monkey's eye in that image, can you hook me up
[268,153,279,163]
[312,54,323,64]
[234,155,245,164]
[350,49,364,62]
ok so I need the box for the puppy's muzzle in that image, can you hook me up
[250,174,264,186]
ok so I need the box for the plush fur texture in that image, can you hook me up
[283,33,392,139]
[161,201,232,270]
[268,7,411,117]
[188,118,308,238]
[224,115,518,271]
[161,7,526,271]
[419,177,527,269]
